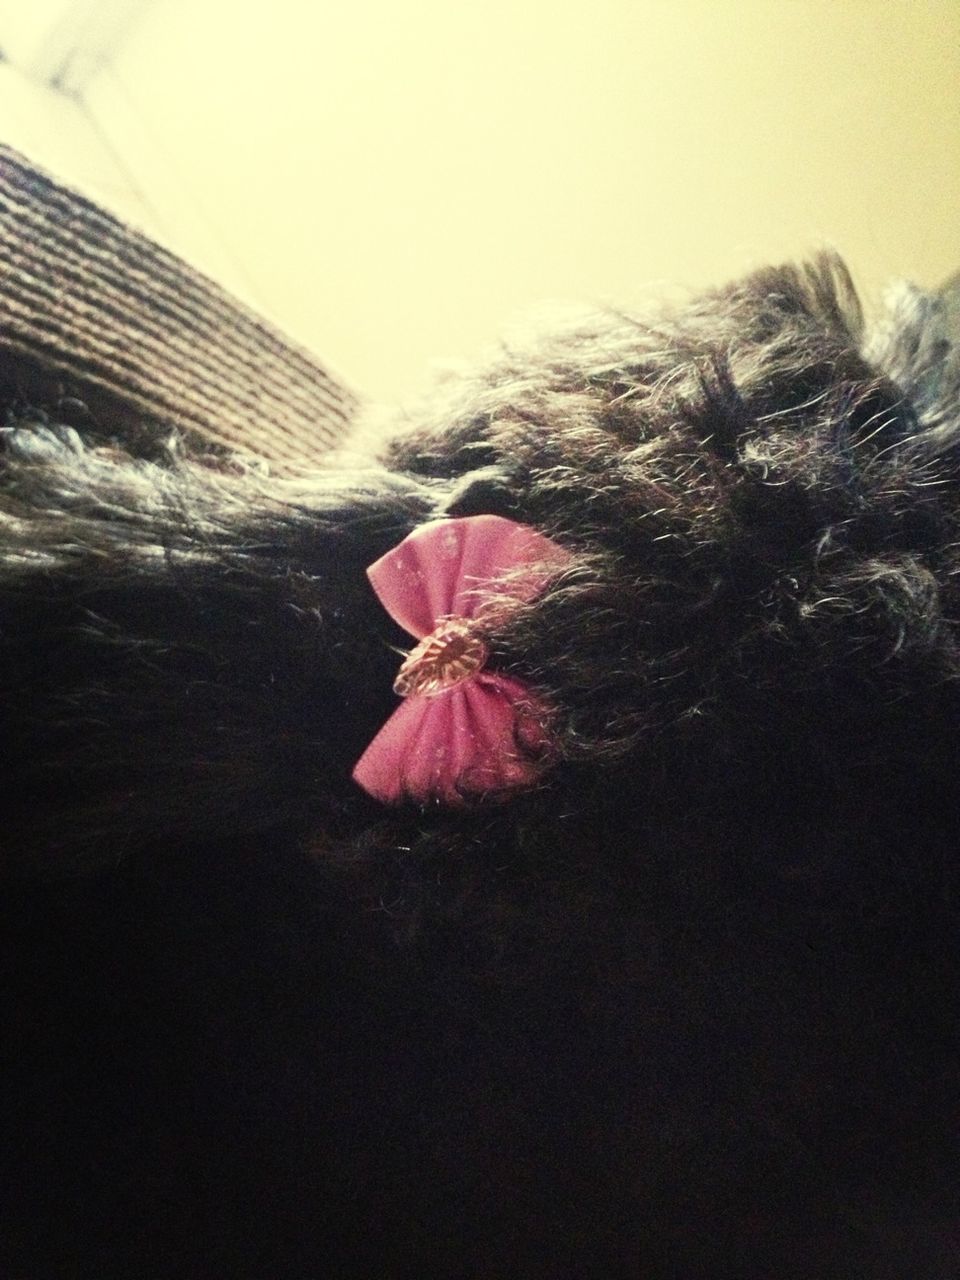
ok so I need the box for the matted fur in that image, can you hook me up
[1,254,959,1277]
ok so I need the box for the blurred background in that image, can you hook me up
[1,0,958,399]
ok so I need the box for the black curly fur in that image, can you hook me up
[2,254,960,1278]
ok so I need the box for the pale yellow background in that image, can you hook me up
[9,0,960,400]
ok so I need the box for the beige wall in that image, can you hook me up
[84,0,960,400]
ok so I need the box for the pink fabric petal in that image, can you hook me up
[473,671,554,768]
[352,696,434,804]
[366,515,571,639]
[445,516,572,619]
[352,673,553,805]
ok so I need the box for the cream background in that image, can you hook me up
[9,0,960,400]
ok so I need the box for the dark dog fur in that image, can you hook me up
[2,254,960,1277]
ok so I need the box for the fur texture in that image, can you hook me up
[2,254,960,1277]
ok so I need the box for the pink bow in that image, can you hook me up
[352,515,571,805]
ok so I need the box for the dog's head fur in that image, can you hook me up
[2,253,960,1275]
[4,254,959,872]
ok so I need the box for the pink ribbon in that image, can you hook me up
[352,515,571,805]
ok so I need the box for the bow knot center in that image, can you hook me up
[393,618,489,698]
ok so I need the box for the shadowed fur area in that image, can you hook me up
[2,254,960,1277]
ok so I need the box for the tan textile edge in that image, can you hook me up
[0,143,361,469]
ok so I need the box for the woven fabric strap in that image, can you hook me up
[0,144,359,468]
